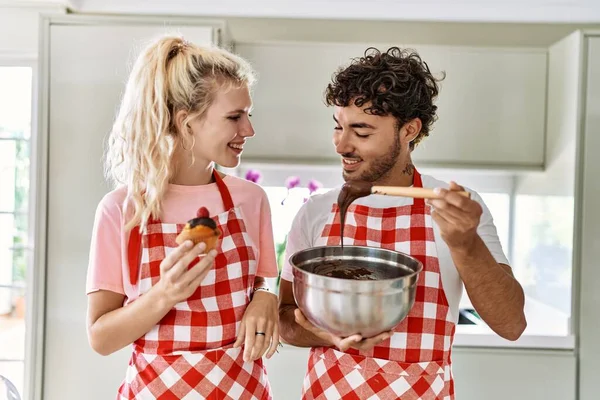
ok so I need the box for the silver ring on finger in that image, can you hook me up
[255,331,266,336]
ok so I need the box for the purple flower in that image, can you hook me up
[307,179,322,194]
[285,176,301,190]
[281,176,301,205]
[245,169,262,184]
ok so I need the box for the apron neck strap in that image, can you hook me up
[128,226,142,286]
[412,169,425,208]
[213,169,234,211]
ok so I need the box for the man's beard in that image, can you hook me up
[342,130,401,183]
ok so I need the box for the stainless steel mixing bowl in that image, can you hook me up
[291,245,423,338]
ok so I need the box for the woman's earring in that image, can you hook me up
[181,137,191,151]
[181,123,195,151]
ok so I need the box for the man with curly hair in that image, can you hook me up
[278,47,526,399]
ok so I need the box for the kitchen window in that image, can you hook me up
[512,194,573,337]
[239,163,575,349]
[0,65,34,398]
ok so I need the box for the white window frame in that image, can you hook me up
[0,56,43,400]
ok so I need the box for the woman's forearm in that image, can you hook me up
[88,288,172,355]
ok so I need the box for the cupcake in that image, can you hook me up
[175,207,221,252]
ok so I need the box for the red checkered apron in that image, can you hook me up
[302,170,456,400]
[118,171,272,400]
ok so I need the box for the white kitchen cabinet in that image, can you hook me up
[38,15,221,400]
[237,42,547,169]
[577,32,600,400]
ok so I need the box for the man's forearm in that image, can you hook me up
[279,305,332,347]
[451,235,526,341]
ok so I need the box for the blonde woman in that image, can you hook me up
[85,35,279,399]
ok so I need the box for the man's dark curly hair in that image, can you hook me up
[325,47,444,149]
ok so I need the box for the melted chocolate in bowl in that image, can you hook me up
[314,260,377,280]
[324,267,376,280]
[310,258,411,281]
[337,180,373,247]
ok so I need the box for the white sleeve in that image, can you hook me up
[472,191,510,266]
[280,203,312,282]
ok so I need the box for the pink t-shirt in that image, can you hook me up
[86,175,279,300]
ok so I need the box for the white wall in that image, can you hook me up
[71,0,600,24]
[0,4,66,58]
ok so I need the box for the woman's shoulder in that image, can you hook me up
[224,174,268,198]
[95,185,129,218]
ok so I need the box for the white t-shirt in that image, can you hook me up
[280,174,509,324]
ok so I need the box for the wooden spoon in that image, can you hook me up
[341,180,471,202]
[371,185,471,199]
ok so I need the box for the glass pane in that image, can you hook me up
[0,215,16,315]
[0,286,26,360]
[264,186,291,246]
[0,67,32,139]
[0,66,31,400]
[512,194,573,336]
[0,140,17,212]
[0,361,24,400]
[264,186,330,245]
[14,140,29,214]
[264,185,331,273]
[12,247,28,286]
[12,210,28,244]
